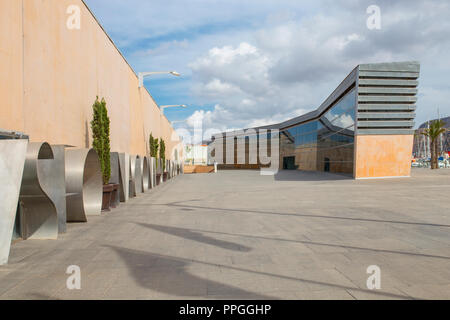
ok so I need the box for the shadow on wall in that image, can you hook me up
[135,223,251,252]
[274,170,352,182]
[105,245,273,299]
[85,120,89,148]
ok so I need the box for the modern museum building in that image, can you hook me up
[211,61,420,179]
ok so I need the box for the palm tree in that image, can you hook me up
[422,120,447,169]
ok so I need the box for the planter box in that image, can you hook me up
[163,172,168,181]
[156,174,161,185]
[102,184,115,212]
[110,183,120,208]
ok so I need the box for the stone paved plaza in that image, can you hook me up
[0,168,449,299]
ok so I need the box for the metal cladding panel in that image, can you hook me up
[357,104,416,111]
[357,61,420,135]
[359,61,420,72]
[359,71,419,78]
[358,79,418,86]
[357,112,416,119]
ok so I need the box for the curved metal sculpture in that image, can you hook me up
[167,160,172,179]
[45,145,67,234]
[135,155,143,194]
[118,152,129,202]
[19,142,58,240]
[171,160,175,178]
[141,156,150,191]
[149,157,156,189]
[129,154,137,198]
[109,152,121,207]
[65,148,102,222]
[0,139,28,265]
[157,158,163,184]
[165,159,170,181]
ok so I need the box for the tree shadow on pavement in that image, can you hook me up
[105,245,274,299]
[135,222,251,252]
[274,170,352,181]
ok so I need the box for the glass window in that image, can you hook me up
[322,88,356,130]
[280,87,356,175]
[287,126,298,137]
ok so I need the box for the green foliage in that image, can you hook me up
[422,119,447,169]
[421,120,446,142]
[160,138,166,171]
[91,96,111,184]
[149,133,159,158]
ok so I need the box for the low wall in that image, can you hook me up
[184,165,215,174]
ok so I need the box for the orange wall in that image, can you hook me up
[0,0,182,160]
[0,0,24,132]
[354,134,413,178]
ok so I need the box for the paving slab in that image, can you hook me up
[0,168,449,299]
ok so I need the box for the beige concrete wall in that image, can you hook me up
[0,0,182,160]
[0,0,24,132]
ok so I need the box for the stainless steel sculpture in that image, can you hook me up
[157,158,163,184]
[135,155,143,194]
[141,156,150,191]
[171,160,175,178]
[168,160,172,179]
[19,142,58,240]
[0,140,28,265]
[45,145,67,234]
[118,152,129,202]
[65,148,102,222]
[149,157,156,189]
[109,152,121,207]
[165,159,170,180]
[129,154,137,198]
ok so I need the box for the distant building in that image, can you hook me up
[185,144,208,165]
[210,61,421,179]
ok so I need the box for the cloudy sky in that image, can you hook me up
[84,0,450,137]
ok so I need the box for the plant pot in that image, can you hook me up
[102,184,114,212]
[156,174,161,185]
[163,172,168,181]
[110,183,120,208]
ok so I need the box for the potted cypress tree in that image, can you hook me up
[150,134,161,185]
[160,139,168,181]
[91,96,115,211]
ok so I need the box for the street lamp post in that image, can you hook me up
[160,105,187,116]
[138,71,180,88]
[170,119,187,125]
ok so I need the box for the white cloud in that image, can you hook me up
[85,0,450,133]
[184,1,450,133]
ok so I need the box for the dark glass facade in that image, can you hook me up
[280,87,356,174]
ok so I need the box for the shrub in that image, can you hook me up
[160,138,166,171]
[149,133,159,158]
[91,96,111,184]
